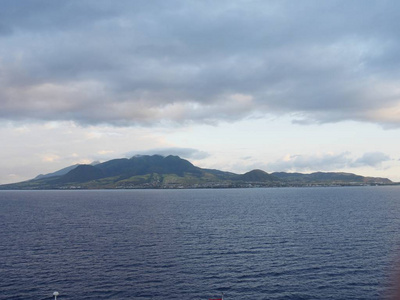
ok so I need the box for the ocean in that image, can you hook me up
[1,186,400,299]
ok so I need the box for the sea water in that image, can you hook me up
[1,186,400,299]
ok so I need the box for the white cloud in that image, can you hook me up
[41,154,60,163]
[266,151,392,173]
[267,152,352,172]
[97,150,114,155]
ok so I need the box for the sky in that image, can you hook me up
[1,0,400,184]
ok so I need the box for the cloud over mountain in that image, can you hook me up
[1,0,400,127]
[126,147,210,160]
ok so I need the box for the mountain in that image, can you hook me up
[272,171,392,184]
[0,155,394,190]
[59,165,105,183]
[34,164,80,180]
[35,161,100,179]
[95,155,203,178]
[237,169,280,182]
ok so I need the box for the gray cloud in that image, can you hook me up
[125,148,210,160]
[1,1,400,126]
[266,151,392,172]
[351,152,391,168]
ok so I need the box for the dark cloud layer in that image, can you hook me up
[1,0,400,126]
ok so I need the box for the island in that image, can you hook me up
[0,155,394,190]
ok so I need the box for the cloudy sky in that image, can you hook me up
[1,0,400,184]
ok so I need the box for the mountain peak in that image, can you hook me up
[238,169,279,182]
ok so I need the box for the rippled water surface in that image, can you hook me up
[1,187,400,299]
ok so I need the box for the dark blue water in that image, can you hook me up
[1,187,400,300]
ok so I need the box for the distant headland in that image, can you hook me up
[0,155,395,190]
